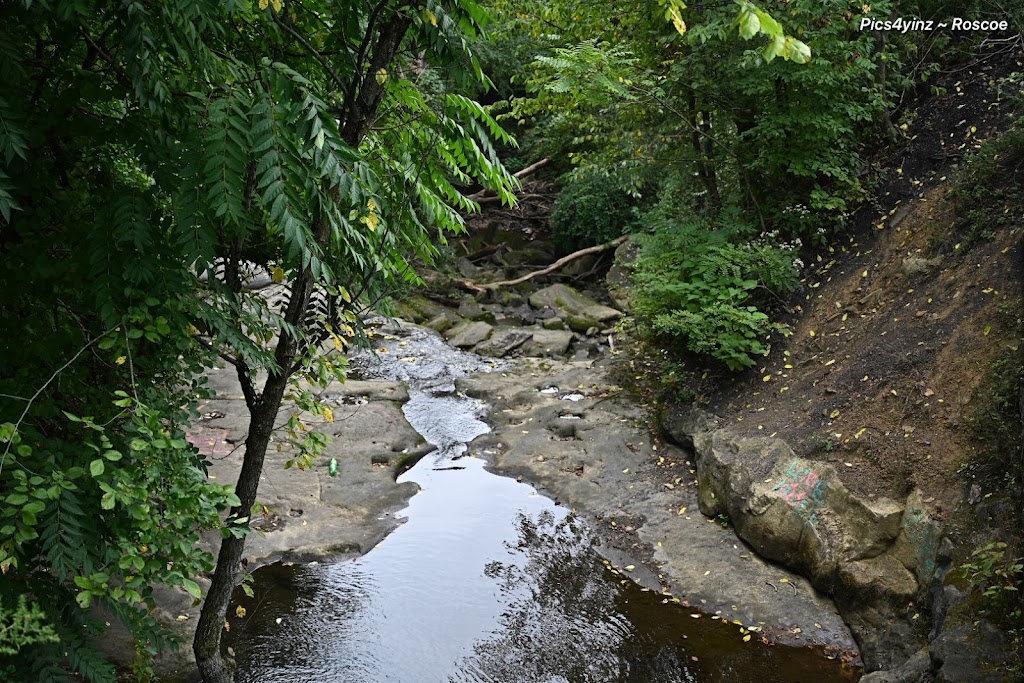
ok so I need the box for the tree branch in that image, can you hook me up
[464,235,628,292]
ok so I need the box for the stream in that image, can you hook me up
[227,325,858,682]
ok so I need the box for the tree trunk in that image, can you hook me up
[686,91,721,217]
[872,30,899,144]
[192,392,282,682]
[192,10,414,681]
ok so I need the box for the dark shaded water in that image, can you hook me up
[228,326,858,682]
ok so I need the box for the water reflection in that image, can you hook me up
[455,510,690,683]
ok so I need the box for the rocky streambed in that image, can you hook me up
[140,265,985,682]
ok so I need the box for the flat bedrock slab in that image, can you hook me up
[459,359,859,658]
[137,365,429,681]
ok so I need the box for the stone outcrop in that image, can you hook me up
[682,420,942,604]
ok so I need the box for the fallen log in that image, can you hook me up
[461,234,628,292]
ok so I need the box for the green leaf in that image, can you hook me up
[89,459,105,477]
[182,578,202,599]
[788,39,812,65]
[6,493,28,506]
[739,11,760,40]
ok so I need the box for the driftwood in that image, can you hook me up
[467,158,549,201]
[461,235,628,293]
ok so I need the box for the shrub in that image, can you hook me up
[631,218,800,370]
[548,171,632,253]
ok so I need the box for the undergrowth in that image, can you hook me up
[948,120,1024,255]
[630,214,800,371]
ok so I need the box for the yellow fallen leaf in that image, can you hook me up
[625,565,635,571]
[829,409,840,418]
[678,506,687,515]
[762,374,772,382]
[743,634,752,642]
[983,325,991,336]
[271,266,285,283]
[809,330,816,337]
[323,407,334,423]
[778,578,789,583]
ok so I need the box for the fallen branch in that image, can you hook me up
[467,158,549,201]
[474,192,549,206]
[464,234,628,292]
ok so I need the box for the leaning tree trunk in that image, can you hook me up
[193,275,309,682]
[192,11,413,682]
[192,390,284,682]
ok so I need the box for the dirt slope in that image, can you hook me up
[697,48,1023,539]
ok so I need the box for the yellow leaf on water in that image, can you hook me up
[625,565,635,571]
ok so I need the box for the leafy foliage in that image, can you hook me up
[631,217,800,369]
[0,0,515,680]
[549,171,632,252]
[960,542,1024,625]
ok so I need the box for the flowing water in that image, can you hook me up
[229,326,859,683]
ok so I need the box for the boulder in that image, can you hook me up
[606,236,640,312]
[473,328,533,358]
[902,256,942,277]
[660,406,719,450]
[424,311,463,334]
[931,621,1010,682]
[528,284,621,330]
[390,295,449,324]
[541,317,565,330]
[692,429,941,603]
[859,647,932,683]
[457,299,497,324]
[521,329,574,358]
[444,320,493,348]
